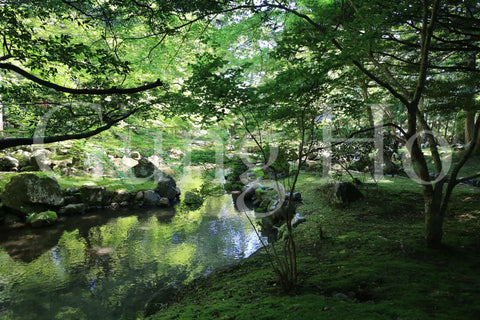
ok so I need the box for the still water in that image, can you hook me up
[0,169,265,320]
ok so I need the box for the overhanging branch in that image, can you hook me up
[0,63,164,95]
[0,109,139,149]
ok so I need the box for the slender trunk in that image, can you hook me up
[424,182,445,248]
[361,83,375,128]
[0,95,3,139]
[417,97,425,145]
[476,124,480,154]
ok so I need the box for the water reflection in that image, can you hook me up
[0,170,266,320]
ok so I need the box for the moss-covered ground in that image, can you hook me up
[146,173,480,320]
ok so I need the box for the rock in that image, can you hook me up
[133,158,157,178]
[158,197,170,207]
[143,190,162,205]
[241,185,256,201]
[0,155,19,171]
[147,155,163,168]
[12,150,31,171]
[135,191,144,201]
[291,213,306,227]
[65,187,79,195]
[155,171,180,200]
[109,202,120,210]
[1,174,64,216]
[326,182,363,207]
[112,190,132,203]
[59,203,86,215]
[78,186,111,207]
[130,151,141,160]
[63,187,82,205]
[168,148,185,159]
[57,148,69,155]
[184,191,204,207]
[26,210,57,227]
[285,192,302,201]
[52,160,70,171]
[29,149,52,171]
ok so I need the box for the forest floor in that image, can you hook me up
[145,172,480,320]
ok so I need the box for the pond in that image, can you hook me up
[0,168,266,320]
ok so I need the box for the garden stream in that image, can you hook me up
[0,168,266,320]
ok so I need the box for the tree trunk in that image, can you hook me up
[423,185,444,248]
[465,110,476,144]
[0,95,3,139]
[474,124,480,155]
[361,82,375,128]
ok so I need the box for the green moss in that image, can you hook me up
[145,173,480,320]
[26,210,57,227]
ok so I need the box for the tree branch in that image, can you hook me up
[0,108,139,149]
[440,116,480,215]
[457,173,480,184]
[0,63,164,95]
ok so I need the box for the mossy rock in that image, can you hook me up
[1,173,64,216]
[322,181,364,207]
[26,210,57,227]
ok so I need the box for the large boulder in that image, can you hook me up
[155,171,180,200]
[0,155,19,171]
[1,174,64,216]
[133,158,157,178]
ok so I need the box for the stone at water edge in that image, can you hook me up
[1,173,64,216]
[59,203,86,215]
[155,171,180,200]
[78,185,112,207]
[27,210,58,227]
[143,190,162,205]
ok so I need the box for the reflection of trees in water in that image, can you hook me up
[0,192,265,320]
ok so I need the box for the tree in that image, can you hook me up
[247,0,479,248]
[0,0,232,149]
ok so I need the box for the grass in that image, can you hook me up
[145,172,480,320]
